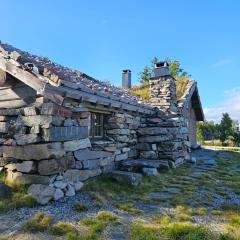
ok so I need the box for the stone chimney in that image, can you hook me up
[149,61,178,114]
[122,69,131,89]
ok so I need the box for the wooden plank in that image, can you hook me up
[0,84,37,101]
[0,57,46,92]
[0,69,6,87]
[0,97,36,108]
[44,84,154,114]
[60,79,152,109]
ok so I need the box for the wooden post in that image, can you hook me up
[0,69,6,87]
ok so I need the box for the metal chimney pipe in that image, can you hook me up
[122,69,131,89]
[153,61,170,78]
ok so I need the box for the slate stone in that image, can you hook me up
[63,138,91,152]
[28,184,55,205]
[74,150,113,161]
[115,153,128,161]
[6,171,50,185]
[43,126,88,141]
[142,167,158,175]
[38,156,75,175]
[63,169,101,182]
[5,161,36,173]
[3,143,65,160]
[0,182,12,198]
[110,171,142,186]
[14,134,41,145]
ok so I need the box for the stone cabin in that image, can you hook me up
[0,42,204,188]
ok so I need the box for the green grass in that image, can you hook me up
[211,210,223,215]
[73,203,88,212]
[22,212,52,232]
[116,202,143,214]
[176,213,191,222]
[51,221,77,236]
[97,211,117,221]
[130,222,219,240]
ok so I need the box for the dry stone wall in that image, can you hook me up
[137,110,190,167]
[0,99,141,189]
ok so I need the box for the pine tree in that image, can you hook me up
[138,66,151,86]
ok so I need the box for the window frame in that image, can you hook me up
[89,112,105,140]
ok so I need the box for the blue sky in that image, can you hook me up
[1,0,240,122]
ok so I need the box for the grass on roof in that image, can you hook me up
[129,76,190,101]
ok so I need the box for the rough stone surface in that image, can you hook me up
[73,181,84,191]
[63,138,91,152]
[0,182,12,198]
[54,188,64,201]
[14,134,41,145]
[65,184,75,197]
[27,184,55,205]
[38,156,75,175]
[142,167,158,175]
[54,181,68,189]
[110,170,142,186]
[63,169,102,182]
[43,126,88,141]
[5,161,36,173]
[6,171,50,185]
[74,150,112,161]
[3,143,65,161]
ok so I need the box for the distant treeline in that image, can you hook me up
[197,113,240,147]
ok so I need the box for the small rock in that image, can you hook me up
[49,175,57,184]
[65,184,75,197]
[64,118,74,127]
[54,188,64,201]
[56,175,63,181]
[74,181,84,191]
[0,182,12,198]
[188,157,197,164]
[54,180,67,189]
[27,184,55,205]
[142,167,158,175]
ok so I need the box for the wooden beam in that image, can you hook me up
[44,84,153,114]
[0,57,46,93]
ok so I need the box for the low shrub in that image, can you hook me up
[51,221,77,236]
[73,203,88,212]
[22,212,52,232]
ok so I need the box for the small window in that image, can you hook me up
[90,112,104,139]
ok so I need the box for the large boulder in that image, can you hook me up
[0,182,12,198]
[27,184,55,205]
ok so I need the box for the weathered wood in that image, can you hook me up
[0,84,36,101]
[0,98,36,108]
[0,57,46,92]
[44,84,153,114]
[0,69,6,87]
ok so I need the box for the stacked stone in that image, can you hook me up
[137,112,190,166]
[0,102,115,188]
[149,76,178,114]
[105,113,140,161]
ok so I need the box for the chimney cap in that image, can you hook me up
[155,61,169,68]
[122,69,131,73]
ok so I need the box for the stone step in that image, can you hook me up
[120,159,172,171]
